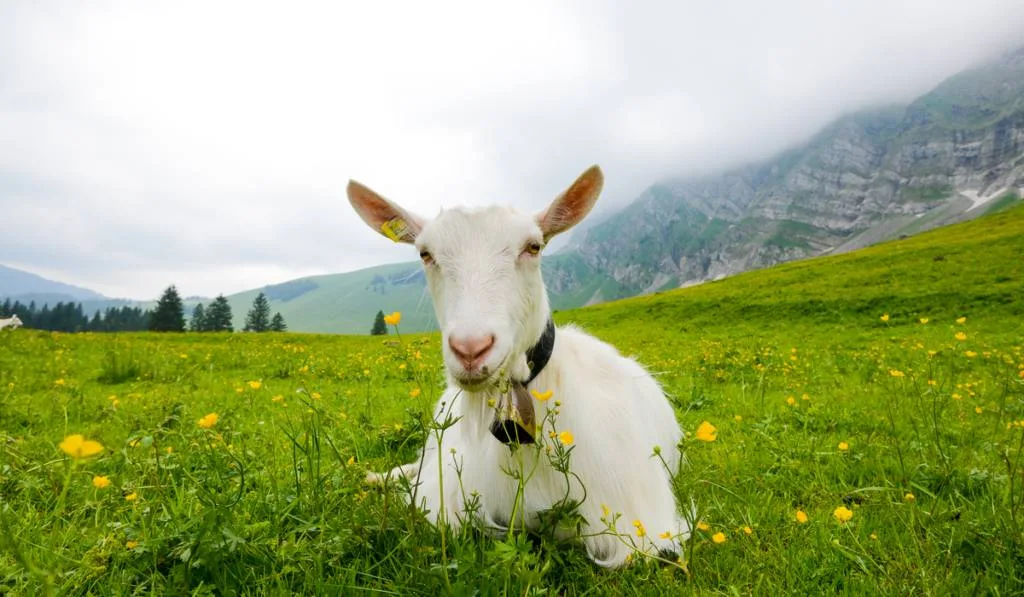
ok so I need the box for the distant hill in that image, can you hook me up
[0,264,107,303]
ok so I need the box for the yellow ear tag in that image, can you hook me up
[380,218,407,243]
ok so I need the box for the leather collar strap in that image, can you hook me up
[489,318,556,445]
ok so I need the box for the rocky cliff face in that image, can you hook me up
[549,48,1024,304]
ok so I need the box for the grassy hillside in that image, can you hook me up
[1,205,1022,594]
[227,262,439,334]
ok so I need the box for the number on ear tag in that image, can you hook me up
[380,218,408,243]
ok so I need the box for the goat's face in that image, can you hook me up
[347,166,603,391]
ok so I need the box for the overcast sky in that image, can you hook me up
[1,1,1022,300]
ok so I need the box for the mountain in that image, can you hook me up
[224,48,1024,334]
[0,264,107,303]
[553,47,1024,302]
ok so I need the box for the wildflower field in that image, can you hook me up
[2,206,1024,595]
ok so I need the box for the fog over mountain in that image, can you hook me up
[1,2,1022,299]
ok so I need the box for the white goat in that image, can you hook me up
[0,314,23,330]
[348,166,688,567]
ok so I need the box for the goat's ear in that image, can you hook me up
[536,165,604,241]
[347,180,425,244]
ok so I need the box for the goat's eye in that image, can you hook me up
[419,251,434,265]
[523,242,543,257]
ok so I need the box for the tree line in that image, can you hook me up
[151,286,287,333]
[1,298,151,332]
[1,286,288,333]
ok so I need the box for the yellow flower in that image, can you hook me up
[632,519,646,537]
[975,406,983,414]
[927,379,937,386]
[734,415,742,422]
[786,396,797,406]
[601,504,610,519]
[903,492,915,503]
[55,378,66,386]
[833,506,853,523]
[870,533,878,540]
[919,318,929,324]
[126,540,139,550]
[311,392,321,400]
[272,395,284,403]
[889,369,905,378]
[695,421,717,442]
[530,389,553,401]
[880,314,890,322]
[795,510,809,524]
[659,531,673,539]
[955,332,967,341]
[712,532,726,544]
[742,526,753,536]
[965,351,977,358]
[558,430,574,446]
[409,387,422,398]
[59,434,104,459]
[383,312,401,325]
[92,475,111,489]
[838,441,849,452]
[696,521,710,531]
[956,316,966,324]
[346,455,356,466]
[248,380,262,390]
[125,492,138,502]
[197,413,219,429]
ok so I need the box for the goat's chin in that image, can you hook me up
[448,357,509,394]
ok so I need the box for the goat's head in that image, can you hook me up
[347,166,603,391]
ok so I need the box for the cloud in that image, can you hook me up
[1,1,1022,298]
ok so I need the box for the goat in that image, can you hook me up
[0,314,23,330]
[347,166,688,568]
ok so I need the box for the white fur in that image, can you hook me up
[349,167,688,568]
[0,314,22,330]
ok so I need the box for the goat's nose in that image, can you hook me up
[448,334,496,370]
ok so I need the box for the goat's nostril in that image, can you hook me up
[448,334,496,368]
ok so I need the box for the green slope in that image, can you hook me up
[560,202,1024,337]
[227,262,438,334]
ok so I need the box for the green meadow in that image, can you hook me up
[2,205,1024,595]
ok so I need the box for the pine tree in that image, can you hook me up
[269,312,287,332]
[370,310,388,335]
[206,295,234,332]
[149,285,186,332]
[190,303,207,332]
[244,292,271,332]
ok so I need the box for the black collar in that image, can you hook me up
[522,318,556,385]
[488,318,556,445]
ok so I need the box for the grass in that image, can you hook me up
[2,206,1024,595]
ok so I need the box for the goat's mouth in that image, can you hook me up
[450,357,508,392]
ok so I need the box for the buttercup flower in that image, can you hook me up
[880,314,890,322]
[383,312,401,325]
[838,441,849,452]
[197,413,219,429]
[904,492,915,503]
[633,519,646,537]
[59,434,104,459]
[531,389,553,401]
[712,532,727,544]
[697,521,710,531]
[248,380,262,390]
[795,510,809,524]
[956,316,966,324]
[92,475,111,489]
[695,421,717,442]
[558,430,574,446]
[409,387,422,398]
[955,332,967,341]
[659,531,673,539]
[833,506,853,523]
[125,492,138,502]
